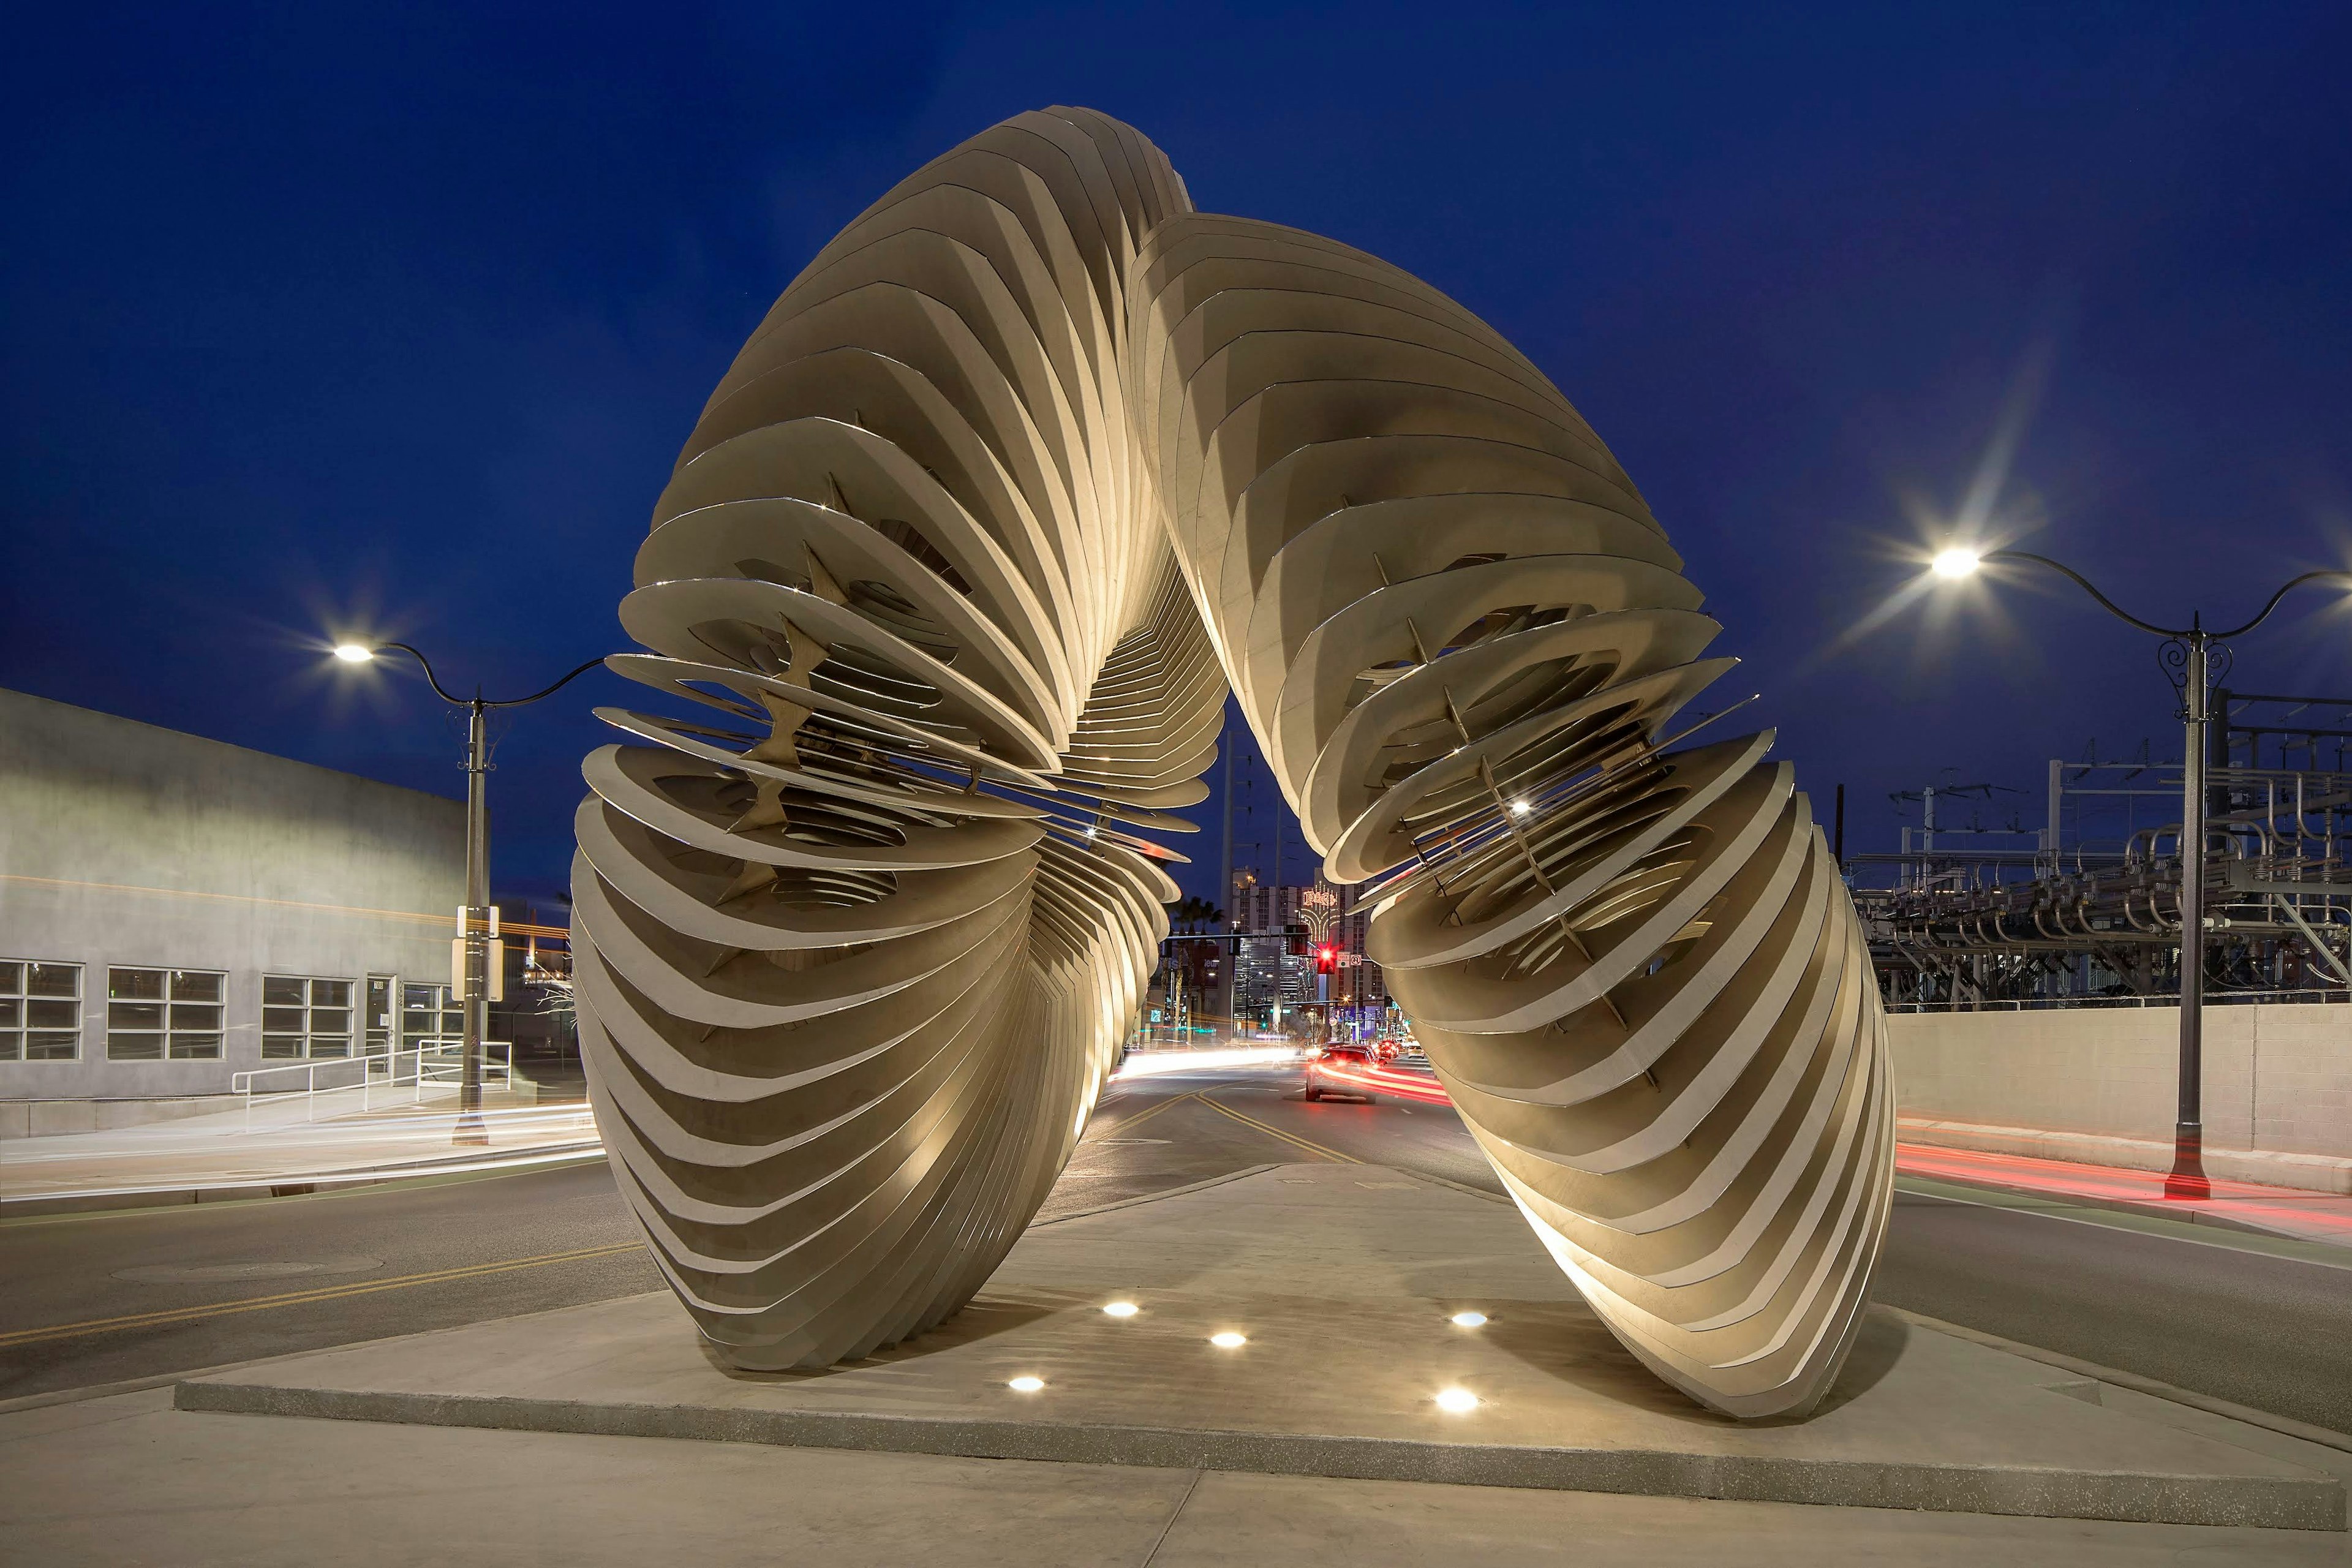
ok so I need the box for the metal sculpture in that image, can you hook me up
[575,107,1893,1417]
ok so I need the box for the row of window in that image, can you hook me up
[0,961,466,1063]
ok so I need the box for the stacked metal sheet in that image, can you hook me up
[576,107,1891,1417]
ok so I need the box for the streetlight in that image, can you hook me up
[331,641,603,1145]
[1928,549,2352,1197]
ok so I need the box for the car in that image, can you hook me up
[1303,1043,1380,1101]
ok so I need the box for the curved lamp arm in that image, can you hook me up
[486,657,608,709]
[1981,552,2352,643]
[374,642,468,705]
[1981,552,2187,638]
[372,645,606,709]
[2209,569,2352,641]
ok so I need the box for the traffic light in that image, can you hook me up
[1314,944,1336,975]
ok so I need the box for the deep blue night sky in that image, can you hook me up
[7,2,2349,913]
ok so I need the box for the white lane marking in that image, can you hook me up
[1895,1180,2352,1275]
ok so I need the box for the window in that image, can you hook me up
[262,975,355,1058]
[107,968,225,1060]
[1,960,83,1061]
[402,982,462,1050]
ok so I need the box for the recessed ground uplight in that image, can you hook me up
[1449,1311,1488,1328]
[1102,1301,1139,1318]
[1008,1376,1045,1393]
[1434,1387,1480,1414]
[1209,1332,1248,1349]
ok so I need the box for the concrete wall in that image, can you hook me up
[0,688,464,1102]
[1888,1002,2352,1191]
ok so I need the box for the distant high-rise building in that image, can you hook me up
[1200,872,1388,1031]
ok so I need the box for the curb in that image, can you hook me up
[170,1377,2346,1531]
[0,1142,606,1219]
[1893,1163,2347,1249]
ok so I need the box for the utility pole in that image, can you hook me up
[1270,766,1283,894]
[1219,700,1235,917]
[2171,627,2211,1199]
[459,696,492,1144]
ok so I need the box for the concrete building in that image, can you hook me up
[1224,874,1390,1033]
[0,688,466,1121]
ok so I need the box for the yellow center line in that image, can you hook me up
[1085,1088,1200,1140]
[0,1241,644,1349]
[1193,1093,1362,1164]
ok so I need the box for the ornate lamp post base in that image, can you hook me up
[2165,1123,2210,1200]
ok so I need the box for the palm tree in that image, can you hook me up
[1167,895,1224,933]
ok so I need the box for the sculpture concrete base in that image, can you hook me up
[175,1164,2341,1531]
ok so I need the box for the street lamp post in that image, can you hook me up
[332,641,602,1145]
[1927,549,2352,1197]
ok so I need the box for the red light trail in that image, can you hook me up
[1297,1063,2352,1245]
[1894,1140,2352,1243]
[1308,1057,1455,1106]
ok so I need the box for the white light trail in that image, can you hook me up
[1110,1046,1306,1079]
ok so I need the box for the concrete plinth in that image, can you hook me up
[175,1163,2345,1532]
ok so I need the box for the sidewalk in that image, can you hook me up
[0,1095,601,1215]
[1895,1139,2352,1250]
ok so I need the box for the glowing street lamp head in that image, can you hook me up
[1929,547,1983,580]
[332,643,375,663]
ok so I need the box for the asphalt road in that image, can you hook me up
[8,1058,2349,1434]
[0,1158,656,1402]
[1872,1181,2352,1434]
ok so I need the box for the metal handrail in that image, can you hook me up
[1890,989,2346,1014]
[232,1039,513,1129]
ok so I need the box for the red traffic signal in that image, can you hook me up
[1314,945,1336,974]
